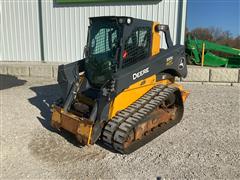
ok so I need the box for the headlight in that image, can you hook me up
[119,18,124,24]
[127,18,132,24]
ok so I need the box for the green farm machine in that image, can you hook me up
[186,36,240,68]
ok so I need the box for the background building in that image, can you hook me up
[1,0,187,62]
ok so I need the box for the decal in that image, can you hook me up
[133,67,149,80]
[166,56,173,66]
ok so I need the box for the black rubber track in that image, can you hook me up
[101,84,184,154]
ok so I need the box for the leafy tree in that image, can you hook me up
[186,27,240,49]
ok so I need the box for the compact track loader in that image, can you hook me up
[51,16,189,154]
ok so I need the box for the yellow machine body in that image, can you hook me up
[51,17,189,153]
[51,78,189,146]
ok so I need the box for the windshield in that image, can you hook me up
[85,21,122,87]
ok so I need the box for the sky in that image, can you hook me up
[187,0,240,37]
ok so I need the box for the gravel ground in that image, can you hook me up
[1,75,240,179]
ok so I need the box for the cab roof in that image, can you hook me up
[89,16,153,24]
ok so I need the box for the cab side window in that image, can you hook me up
[122,27,151,68]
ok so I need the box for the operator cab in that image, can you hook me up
[84,17,123,88]
[84,16,153,88]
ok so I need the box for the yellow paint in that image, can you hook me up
[181,90,190,103]
[76,121,93,144]
[151,22,161,56]
[51,107,61,124]
[51,105,94,145]
[77,122,91,136]
[201,42,205,67]
[87,125,93,145]
[109,75,157,119]
[156,79,172,86]
[109,78,190,119]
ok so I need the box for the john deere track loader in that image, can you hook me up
[51,16,189,154]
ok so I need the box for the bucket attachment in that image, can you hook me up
[51,106,93,145]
